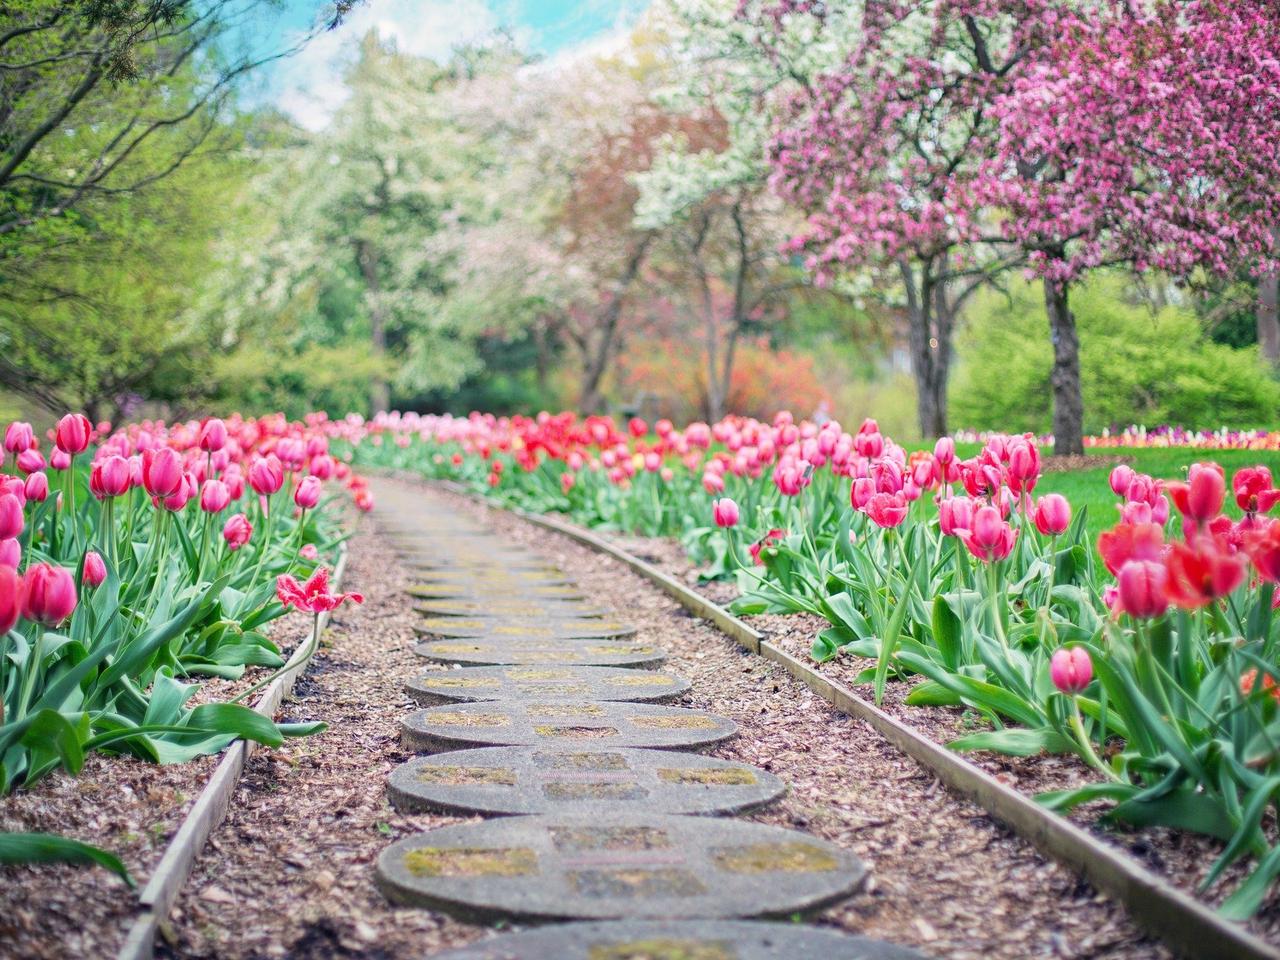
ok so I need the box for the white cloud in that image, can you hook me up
[273,0,500,130]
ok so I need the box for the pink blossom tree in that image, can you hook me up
[981,0,1280,453]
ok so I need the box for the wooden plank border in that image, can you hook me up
[443,484,1279,960]
[116,544,349,960]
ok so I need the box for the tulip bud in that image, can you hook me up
[712,497,740,528]
[294,475,322,510]
[1050,647,1092,694]
[1109,464,1135,497]
[82,551,106,588]
[222,513,252,551]
[1033,494,1072,536]
[23,472,48,503]
[0,565,24,633]
[933,436,955,466]
[248,455,284,495]
[54,413,92,455]
[0,493,22,540]
[200,479,231,513]
[96,455,132,498]
[300,543,319,561]
[142,448,183,498]
[21,562,77,625]
[198,418,228,452]
[3,421,33,454]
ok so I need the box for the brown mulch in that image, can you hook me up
[1043,453,1135,472]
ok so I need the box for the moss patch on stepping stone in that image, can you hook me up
[403,846,537,878]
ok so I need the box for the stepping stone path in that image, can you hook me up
[387,746,785,816]
[373,490,923,956]
[405,665,690,705]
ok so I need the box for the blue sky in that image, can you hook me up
[256,0,645,129]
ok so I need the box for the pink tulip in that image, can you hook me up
[702,471,725,495]
[142,448,183,498]
[1050,646,1092,694]
[21,562,77,625]
[198,418,228,452]
[1116,560,1169,619]
[850,477,875,510]
[16,449,44,474]
[0,539,20,568]
[96,455,132,498]
[54,413,92,455]
[200,479,231,513]
[309,454,334,480]
[960,505,1018,562]
[49,448,71,471]
[643,451,661,473]
[299,543,319,561]
[162,474,195,511]
[938,497,974,537]
[933,436,955,467]
[248,455,284,495]
[1109,464,1136,497]
[713,497,740,528]
[294,475,322,510]
[223,513,252,551]
[1007,440,1041,494]
[864,491,908,528]
[82,551,106,588]
[3,422,33,454]
[1033,494,1072,536]
[23,472,48,503]
[0,494,22,540]
[0,565,23,633]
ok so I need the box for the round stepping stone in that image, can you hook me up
[401,700,736,752]
[427,921,928,960]
[375,812,865,921]
[408,583,585,601]
[413,617,636,640]
[414,599,610,618]
[414,639,665,669]
[406,665,689,705]
[409,558,557,573]
[387,746,784,816]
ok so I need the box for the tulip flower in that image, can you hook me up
[1050,647,1093,694]
[1098,522,1165,576]
[54,413,92,455]
[142,448,183,498]
[0,493,22,540]
[1245,521,1280,582]
[0,565,23,633]
[200,479,231,513]
[1007,440,1041,495]
[94,455,132,498]
[16,449,43,474]
[198,418,228,452]
[864,491,908,528]
[249,455,284,496]
[82,551,106,588]
[162,474,196,511]
[299,543,319,561]
[276,567,362,613]
[938,496,975,537]
[21,562,77,625]
[851,477,874,510]
[1163,535,1247,608]
[23,472,47,503]
[959,505,1017,562]
[1109,464,1135,497]
[309,454,334,480]
[1166,463,1226,527]
[749,528,786,566]
[3,422,33,455]
[712,497,740,528]
[1233,466,1280,515]
[1033,494,1072,536]
[49,448,70,471]
[1116,560,1169,618]
[1241,669,1280,705]
[223,513,253,551]
[933,436,955,467]
[0,539,19,568]
[294,475,322,510]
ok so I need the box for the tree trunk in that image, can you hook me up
[1044,276,1084,455]
[357,239,390,415]
[900,257,950,439]
[577,235,653,414]
[1259,228,1280,366]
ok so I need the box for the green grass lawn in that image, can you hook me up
[956,444,1280,549]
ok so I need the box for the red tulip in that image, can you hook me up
[222,513,253,551]
[1163,535,1248,609]
[628,417,648,438]
[1116,560,1168,618]
[22,562,77,625]
[248,455,284,495]
[54,413,92,455]
[198,418,228,452]
[1098,522,1165,576]
[1245,521,1280,582]
[82,551,106,588]
[3,422,33,455]
[0,565,24,633]
[23,472,47,503]
[1050,647,1092,694]
[1233,466,1280,515]
[294,475,322,510]
[1033,494,1072,536]
[1166,462,1226,526]
[142,448,183,498]
[200,479,231,513]
[276,567,362,613]
[712,497,740,528]
[0,493,22,540]
[864,491,908,528]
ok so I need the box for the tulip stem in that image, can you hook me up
[1068,698,1119,782]
[231,612,320,705]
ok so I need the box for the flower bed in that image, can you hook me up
[1,411,370,879]
[342,409,1280,921]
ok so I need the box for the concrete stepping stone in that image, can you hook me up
[414,599,610,618]
[415,639,665,668]
[401,700,736,753]
[387,746,784,816]
[375,812,865,921]
[406,665,690,705]
[408,582,587,601]
[427,920,928,960]
[413,617,636,641]
[405,555,556,572]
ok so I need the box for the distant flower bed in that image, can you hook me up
[340,408,1280,917]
